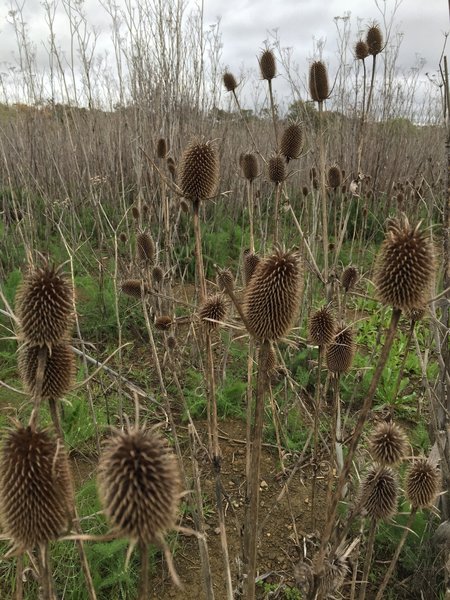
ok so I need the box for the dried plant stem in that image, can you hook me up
[38,543,55,600]
[273,183,282,245]
[15,555,23,600]
[390,321,414,407]
[333,377,344,474]
[192,199,207,303]
[28,346,47,429]
[310,348,323,530]
[358,519,377,600]
[318,102,329,292]
[267,79,279,148]
[374,509,416,600]
[138,542,149,600]
[247,179,255,253]
[245,342,255,486]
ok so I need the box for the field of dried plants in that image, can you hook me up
[0,1,449,599]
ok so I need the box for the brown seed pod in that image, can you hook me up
[328,165,342,189]
[309,306,336,347]
[180,199,190,213]
[302,186,309,197]
[312,178,319,190]
[406,459,440,509]
[156,138,168,159]
[360,465,398,521]
[223,72,237,92]
[241,153,258,181]
[121,279,149,298]
[316,556,349,597]
[374,216,435,311]
[179,139,219,201]
[19,343,75,400]
[341,266,359,292]
[152,266,164,285]
[366,24,383,56]
[97,428,181,544]
[142,203,149,218]
[244,247,303,341]
[167,156,176,179]
[355,40,369,60]
[216,268,234,292]
[369,422,407,466]
[0,426,74,551]
[137,231,155,263]
[396,192,404,205]
[119,232,127,244]
[280,124,302,163]
[155,315,173,331]
[259,49,276,80]
[16,263,73,347]
[294,561,313,596]
[268,154,286,185]
[199,294,227,332]
[131,205,140,220]
[243,250,261,286]
[166,335,177,351]
[309,61,329,102]
[325,324,355,373]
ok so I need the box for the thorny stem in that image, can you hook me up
[310,347,323,530]
[247,179,255,253]
[318,102,329,295]
[268,79,279,148]
[273,182,282,246]
[138,543,149,600]
[358,519,377,600]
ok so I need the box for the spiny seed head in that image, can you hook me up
[16,263,73,347]
[131,205,140,220]
[341,266,359,292]
[312,178,319,190]
[119,232,127,243]
[216,268,234,292]
[156,138,168,159]
[155,315,173,331]
[121,279,149,298]
[259,49,276,80]
[167,156,176,179]
[309,306,336,347]
[369,422,407,466]
[0,426,73,551]
[312,553,349,596]
[268,154,286,185]
[152,266,164,285]
[355,40,369,60]
[406,459,441,508]
[326,324,355,373]
[241,153,258,181]
[302,186,309,197]
[243,250,261,286]
[374,216,435,311]
[309,61,329,102]
[97,429,181,544]
[19,343,75,401]
[199,294,227,332]
[294,561,313,596]
[223,72,237,92]
[360,465,398,521]
[366,24,383,56]
[167,335,177,351]
[244,247,303,341]
[137,231,155,263]
[179,139,219,201]
[280,124,303,163]
[328,165,342,189]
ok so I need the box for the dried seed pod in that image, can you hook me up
[216,268,234,292]
[243,250,261,286]
[369,422,407,466]
[167,335,177,351]
[360,465,398,520]
[268,154,286,185]
[309,61,329,102]
[131,205,140,220]
[316,556,349,597]
[341,266,359,292]
[121,279,149,298]
[156,138,168,159]
[119,232,127,244]
[16,263,73,347]
[326,324,355,373]
[294,561,313,596]
[97,429,181,544]
[199,294,227,332]
[152,266,164,285]
[244,247,303,341]
[137,231,155,263]
[312,178,319,190]
[180,199,190,213]
[223,72,237,92]
[280,124,302,163]
[241,153,258,182]
[19,343,75,400]
[0,426,74,551]
[302,186,309,197]
[142,203,149,218]
[179,139,219,201]
[355,40,369,60]
[366,24,383,56]
[167,157,176,179]
[374,216,435,311]
[155,315,173,331]
[396,192,404,205]
[406,459,440,509]
[328,165,342,189]
[259,49,276,80]
[309,306,336,347]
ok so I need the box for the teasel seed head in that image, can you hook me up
[152,265,164,285]
[137,231,155,263]
[167,156,176,179]
[223,71,237,92]
[406,458,441,509]
[268,154,286,185]
[366,24,383,56]
[167,335,177,351]
[261,343,277,376]
[312,178,319,190]
[341,266,359,292]
[16,263,73,348]
[293,561,313,596]
[309,306,336,347]
[312,553,349,596]
[360,465,398,521]
[131,205,140,220]
[119,232,127,244]
[355,40,369,60]
[97,428,181,544]
[369,422,407,466]
[309,61,329,102]
[325,324,355,373]
[374,216,435,311]
[302,186,309,197]
[179,139,219,201]
[0,426,74,551]
[121,279,149,298]
[199,294,227,332]
[241,153,258,182]
[243,249,261,286]
[155,315,173,331]
[216,268,234,292]
[156,138,168,159]
[19,342,75,401]
[244,247,303,341]
[328,165,342,189]
[280,123,303,163]
[259,48,276,80]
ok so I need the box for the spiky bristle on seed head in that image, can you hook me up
[406,458,440,509]
[309,306,336,347]
[259,49,276,80]
[369,422,407,466]
[355,40,369,60]
[325,324,355,373]
[241,153,258,181]
[341,266,358,292]
[280,124,303,163]
[360,465,398,521]
[268,154,286,185]
[309,61,329,102]
[199,294,227,332]
[19,342,75,400]
[366,24,383,56]
[223,72,237,92]
[179,139,219,201]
